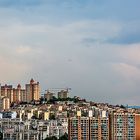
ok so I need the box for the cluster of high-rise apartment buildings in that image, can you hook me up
[0,79,40,110]
[69,110,140,140]
[0,79,140,140]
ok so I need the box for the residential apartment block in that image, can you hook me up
[26,78,40,102]
[109,112,140,140]
[58,90,68,99]
[0,79,40,106]
[68,116,109,140]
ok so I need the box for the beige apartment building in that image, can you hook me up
[0,79,40,105]
[1,85,13,103]
[44,92,54,101]
[26,78,40,102]
[2,97,10,110]
[0,84,26,103]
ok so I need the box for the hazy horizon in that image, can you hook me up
[0,0,140,105]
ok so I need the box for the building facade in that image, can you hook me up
[0,84,26,104]
[68,116,109,140]
[58,90,68,99]
[110,112,140,140]
[2,97,10,110]
[44,92,54,101]
[1,85,13,103]
[26,79,40,102]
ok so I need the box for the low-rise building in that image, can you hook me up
[0,111,17,119]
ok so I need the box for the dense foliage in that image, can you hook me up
[44,133,68,140]
[0,132,3,140]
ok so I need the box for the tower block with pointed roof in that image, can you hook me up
[26,78,40,102]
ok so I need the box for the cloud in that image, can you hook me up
[115,43,140,65]
[0,55,30,83]
[16,46,31,54]
[108,21,140,44]
[0,0,140,26]
[0,0,41,7]
[112,63,140,81]
[0,20,139,105]
[0,0,140,106]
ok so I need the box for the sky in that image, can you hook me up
[0,0,140,105]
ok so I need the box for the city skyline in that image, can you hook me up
[0,0,140,105]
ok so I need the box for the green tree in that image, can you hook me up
[0,132,3,140]
[49,114,56,120]
[59,133,68,140]
[44,136,58,140]
[120,104,126,109]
